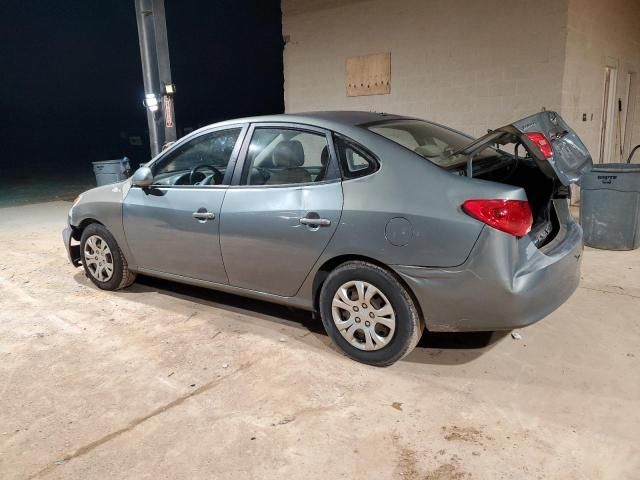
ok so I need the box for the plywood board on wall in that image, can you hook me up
[346,52,391,97]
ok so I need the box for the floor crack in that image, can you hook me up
[26,360,257,479]
[579,285,640,300]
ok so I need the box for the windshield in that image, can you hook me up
[365,119,497,168]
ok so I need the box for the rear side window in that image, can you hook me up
[334,135,378,179]
[241,127,339,186]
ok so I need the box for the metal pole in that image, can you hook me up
[135,0,175,157]
[152,0,177,144]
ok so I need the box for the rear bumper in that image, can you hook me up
[63,226,81,267]
[393,204,583,332]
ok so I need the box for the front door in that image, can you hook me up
[220,124,343,296]
[123,126,245,283]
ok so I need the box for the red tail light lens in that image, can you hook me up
[525,132,553,158]
[462,199,533,237]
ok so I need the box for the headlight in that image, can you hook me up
[69,194,83,224]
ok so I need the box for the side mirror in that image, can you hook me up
[131,166,154,187]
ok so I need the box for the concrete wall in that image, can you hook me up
[561,0,640,163]
[282,0,569,138]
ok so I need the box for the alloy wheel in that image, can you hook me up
[331,280,396,351]
[83,235,114,282]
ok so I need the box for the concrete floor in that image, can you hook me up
[0,201,638,480]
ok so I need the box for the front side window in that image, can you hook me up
[242,128,338,186]
[152,128,241,186]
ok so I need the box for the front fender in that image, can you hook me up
[69,180,136,269]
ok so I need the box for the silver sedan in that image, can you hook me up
[64,111,591,366]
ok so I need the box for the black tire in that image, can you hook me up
[80,223,136,291]
[319,261,423,367]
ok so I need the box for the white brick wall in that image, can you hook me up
[282,0,640,165]
[282,0,569,138]
[560,0,640,163]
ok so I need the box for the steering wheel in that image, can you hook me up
[189,164,223,185]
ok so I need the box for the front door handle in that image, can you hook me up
[300,216,331,227]
[193,210,215,221]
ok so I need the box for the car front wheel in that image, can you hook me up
[80,223,136,290]
[319,261,423,366]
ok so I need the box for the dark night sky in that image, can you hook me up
[0,0,284,177]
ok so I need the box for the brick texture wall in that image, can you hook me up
[282,0,569,138]
[561,0,640,163]
[283,0,640,166]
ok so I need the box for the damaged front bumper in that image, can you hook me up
[393,207,583,332]
[62,226,81,267]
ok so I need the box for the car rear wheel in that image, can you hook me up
[80,224,136,290]
[319,261,423,366]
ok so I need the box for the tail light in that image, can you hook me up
[525,132,553,158]
[462,199,533,237]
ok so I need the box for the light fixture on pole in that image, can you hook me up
[135,0,176,157]
[143,93,161,112]
[163,83,176,96]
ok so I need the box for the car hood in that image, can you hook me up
[78,179,130,202]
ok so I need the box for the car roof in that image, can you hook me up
[208,111,409,131]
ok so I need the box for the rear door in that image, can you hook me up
[459,111,593,185]
[219,123,343,296]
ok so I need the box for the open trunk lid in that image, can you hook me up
[457,111,592,186]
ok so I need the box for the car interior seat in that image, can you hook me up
[315,146,330,182]
[265,140,311,185]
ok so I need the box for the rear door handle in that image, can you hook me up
[300,216,331,227]
[192,210,215,221]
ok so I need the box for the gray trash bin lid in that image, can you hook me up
[582,163,640,192]
[590,163,640,173]
[92,157,130,166]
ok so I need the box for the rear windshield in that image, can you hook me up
[365,119,497,168]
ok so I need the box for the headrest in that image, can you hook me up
[320,146,329,166]
[414,144,443,158]
[273,140,305,168]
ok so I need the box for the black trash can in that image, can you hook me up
[580,163,640,250]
